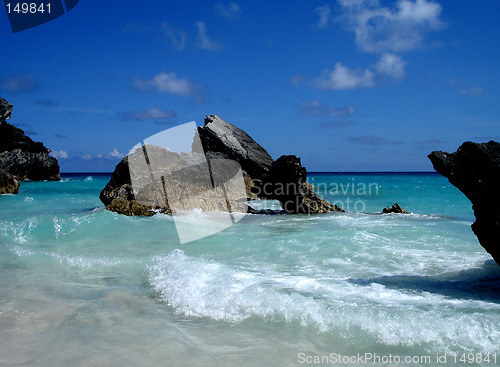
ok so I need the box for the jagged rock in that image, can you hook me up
[0,98,60,184]
[100,145,248,216]
[428,141,500,265]
[101,115,342,216]
[197,114,274,182]
[0,98,13,122]
[0,149,60,181]
[268,155,343,214]
[382,203,409,214]
[0,169,19,194]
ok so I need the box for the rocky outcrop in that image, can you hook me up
[197,114,274,183]
[0,169,19,194]
[0,149,60,181]
[428,141,500,265]
[382,203,409,214]
[0,97,60,183]
[101,114,341,215]
[100,144,248,216]
[0,98,13,121]
[267,155,343,214]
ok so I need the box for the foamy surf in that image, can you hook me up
[148,250,500,354]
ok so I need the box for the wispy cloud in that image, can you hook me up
[53,106,111,115]
[414,139,445,148]
[107,148,125,159]
[161,22,188,50]
[457,87,484,96]
[121,108,176,121]
[315,5,331,29]
[50,150,69,159]
[54,134,67,139]
[374,53,406,79]
[416,139,445,146]
[320,120,354,128]
[297,100,355,117]
[0,74,38,93]
[33,98,59,107]
[195,21,223,51]
[347,135,403,145]
[132,72,197,95]
[214,2,241,21]
[337,0,445,53]
[310,62,375,90]
[294,53,405,90]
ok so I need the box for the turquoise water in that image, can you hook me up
[1,173,499,366]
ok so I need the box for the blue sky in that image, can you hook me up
[1,0,499,172]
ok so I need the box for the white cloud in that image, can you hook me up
[195,21,223,51]
[375,53,406,79]
[82,154,92,160]
[121,108,176,121]
[295,53,406,90]
[457,87,484,96]
[50,150,68,159]
[297,100,355,116]
[312,62,375,90]
[107,148,125,159]
[161,22,188,50]
[315,5,331,29]
[132,72,196,95]
[337,0,445,53]
[214,2,241,21]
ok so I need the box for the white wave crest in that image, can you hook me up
[148,250,500,353]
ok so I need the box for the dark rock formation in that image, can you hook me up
[101,114,341,215]
[0,169,19,194]
[267,155,343,214]
[0,149,60,181]
[0,98,13,121]
[382,203,409,214]
[0,97,60,183]
[428,141,500,265]
[197,114,274,183]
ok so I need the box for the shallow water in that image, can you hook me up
[0,173,499,366]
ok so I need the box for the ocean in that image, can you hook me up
[0,173,499,366]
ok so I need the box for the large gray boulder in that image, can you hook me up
[100,145,247,216]
[197,114,274,182]
[428,141,500,265]
[101,115,341,215]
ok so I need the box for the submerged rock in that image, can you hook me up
[382,203,409,214]
[101,115,341,215]
[428,141,500,265]
[0,169,19,194]
[0,97,60,184]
